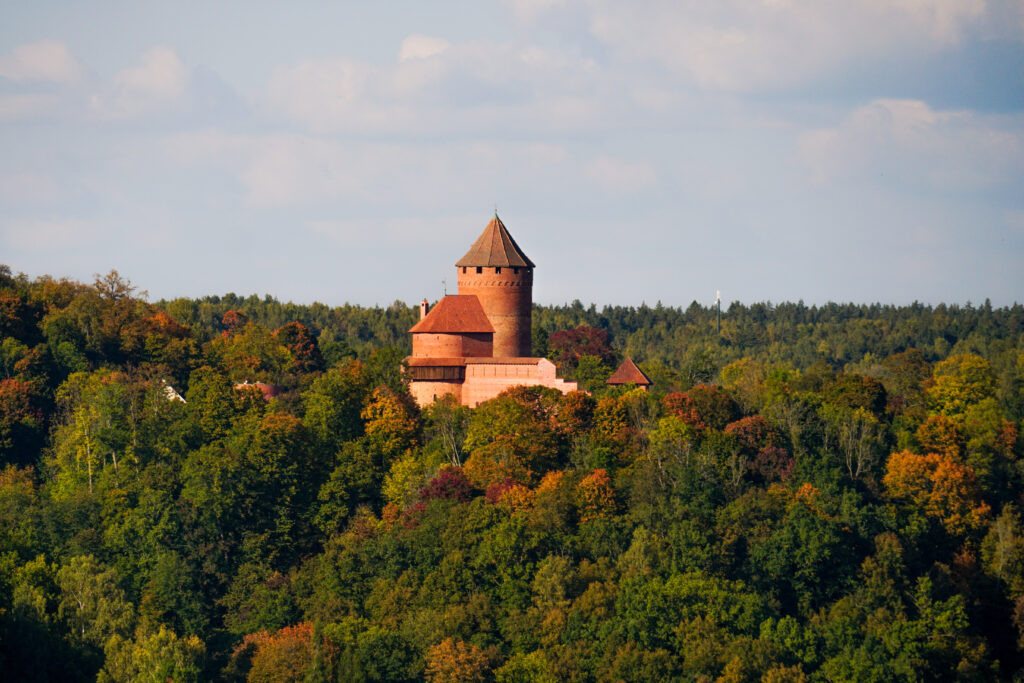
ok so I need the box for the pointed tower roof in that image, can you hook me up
[456,214,535,268]
[606,357,652,387]
[409,295,495,334]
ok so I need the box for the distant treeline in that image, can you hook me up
[158,293,1024,412]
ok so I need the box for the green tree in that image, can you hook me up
[99,625,205,683]
[926,353,997,420]
[302,361,370,454]
[57,554,135,650]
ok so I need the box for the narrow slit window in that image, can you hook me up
[513,267,519,274]
[462,267,466,274]
[495,267,501,274]
[476,267,482,274]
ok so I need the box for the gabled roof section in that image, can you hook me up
[409,295,495,334]
[455,214,535,268]
[606,357,652,386]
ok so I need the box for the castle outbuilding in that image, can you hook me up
[407,215,577,407]
[606,357,652,391]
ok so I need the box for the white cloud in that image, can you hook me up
[115,46,189,100]
[503,0,569,21]
[0,93,60,120]
[398,35,451,61]
[264,58,381,133]
[0,40,84,84]
[583,0,999,91]
[799,99,1024,190]
[92,46,190,118]
[164,130,574,210]
[2,219,96,250]
[263,39,604,135]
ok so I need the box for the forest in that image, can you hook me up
[1,263,1024,681]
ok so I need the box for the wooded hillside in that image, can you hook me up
[2,265,1023,681]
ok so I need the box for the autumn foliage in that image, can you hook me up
[663,384,739,432]
[575,468,616,522]
[420,467,476,503]
[548,325,616,370]
[238,622,315,683]
[883,450,991,535]
[425,637,490,682]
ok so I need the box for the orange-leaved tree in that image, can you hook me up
[915,415,965,459]
[576,468,616,522]
[245,622,315,683]
[883,450,991,536]
[424,637,490,682]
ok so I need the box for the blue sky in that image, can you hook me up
[2,1,1022,307]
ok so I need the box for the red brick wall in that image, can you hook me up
[456,266,533,358]
[412,332,493,358]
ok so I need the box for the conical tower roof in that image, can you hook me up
[606,357,652,386]
[456,214,535,268]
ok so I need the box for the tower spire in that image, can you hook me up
[456,214,534,268]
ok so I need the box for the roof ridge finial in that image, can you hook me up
[494,203,498,220]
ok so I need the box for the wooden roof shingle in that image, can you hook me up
[455,214,535,268]
[409,295,495,334]
[606,357,652,386]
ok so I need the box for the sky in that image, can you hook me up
[1,1,1023,309]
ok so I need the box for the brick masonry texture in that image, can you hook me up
[406,216,577,407]
[457,266,532,359]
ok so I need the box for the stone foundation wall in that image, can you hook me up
[409,379,462,406]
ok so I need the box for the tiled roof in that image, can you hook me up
[455,214,535,268]
[409,295,495,334]
[606,357,652,386]
[234,381,286,400]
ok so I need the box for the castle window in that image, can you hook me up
[495,267,501,274]
[476,267,482,274]
[513,267,519,274]
[462,267,466,274]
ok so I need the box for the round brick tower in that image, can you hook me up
[456,214,535,358]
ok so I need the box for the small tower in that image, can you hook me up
[606,357,653,391]
[455,214,535,358]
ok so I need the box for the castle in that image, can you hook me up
[406,215,578,407]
